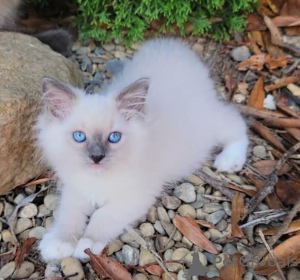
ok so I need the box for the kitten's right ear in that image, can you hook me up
[42,76,77,120]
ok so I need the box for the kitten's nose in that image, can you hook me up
[90,154,105,164]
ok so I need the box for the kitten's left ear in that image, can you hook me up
[117,78,150,115]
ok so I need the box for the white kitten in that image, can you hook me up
[37,38,248,261]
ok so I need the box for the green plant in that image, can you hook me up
[75,0,257,45]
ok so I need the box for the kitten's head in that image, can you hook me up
[37,76,149,173]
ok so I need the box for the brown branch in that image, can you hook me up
[236,104,286,119]
[242,141,300,221]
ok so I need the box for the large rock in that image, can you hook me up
[0,32,83,195]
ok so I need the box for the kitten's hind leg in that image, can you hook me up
[213,103,248,172]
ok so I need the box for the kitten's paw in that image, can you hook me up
[214,147,247,173]
[73,237,94,262]
[39,233,75,261]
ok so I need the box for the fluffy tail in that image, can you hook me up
[35,28,72,56]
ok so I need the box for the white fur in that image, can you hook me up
[37,38,248,261]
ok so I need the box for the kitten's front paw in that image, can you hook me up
[39,233,75,261]
[73,238,106,261]
[214,148,246,173]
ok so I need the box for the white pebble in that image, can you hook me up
[12,261,35,279]
[61,257,85,280]
[44,194,59,211]
[29,226,47,239]
[18,203,38,218]
[0,261,15,278]
[15,218,33,234]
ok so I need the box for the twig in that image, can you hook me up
[242,141,300,221]
[5,272,78,280]
[202,194,230,201]
[256,196,300,260]
[240,212,287,228]
[258,229,287,280]
[236,104,286,119]
[195,169,235,199]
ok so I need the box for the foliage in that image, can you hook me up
[74,0,257,45]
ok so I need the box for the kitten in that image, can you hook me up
[37,38,248,261]
[0,0,71,56]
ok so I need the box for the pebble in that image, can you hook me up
[122,245,139,265]
[206,210,225,225]
[186,174,204,186]
[165,262,182,272]
[172,248,190,261]
[45,216,54,228]
[233,93,246,103]
[222,202,232,216]
[139,248,156,266]
[4,202,15,216]
[147,206,157,223]
[161,221,182,241]
[133,273,148,280]
[14,193,26,204]
[168,210,175,220]
[182,236,193,249]
[161,195,181,210]
[190,193,207,209]
[44,194,59,211]
[203,203,223,213]
[94,46,105,56]
[230,46,251,62]
[287,267,300,280]
[253,145,268,159]
[29,226,47,239]
[24,185,36,195]
[206,265,219,278]
[196,209,207,220]
[114,51,127,59]
[177,204,196,218]
[0,201,3,215]
[12,261,35,279]
[102,43,116,52]
[215,253,229,270]
[18,203,38,218]
[61,257,85,280]
[80,56,92,72]
[0,261,15,278]
[18,229,31,241]
[174,183,196,203]
[115,251,125,263]
[208,228,223,240]
[76,47,91,55]
[155,236,175,251]
[2,229,13,242]
[163,249,174,261]
[223,243,238,255]
[157,206,170,222]
[154,221,166,235]
[37,204,52,217]
[0,220,2,232]
[216,219,228,231]
[106,239,123,255]
[15,218,33,234]
[139,223,155,237]
[120,232,140,248]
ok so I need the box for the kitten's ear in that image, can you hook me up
[117,78,150,115]
[42,76,77,120]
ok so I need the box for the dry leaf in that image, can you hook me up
[231,193,244,238]
[265,73,300,92]
[265,54,289,70]
[85,249,132,280]
[263,218,300,235]
[237,54,265,71]
[255,234,300,275]
[252,160,292,175]
[264,15,283,45]
[224,182,256,197]
[237,82,249,95]
[246,13,266,30]
[273,16,300,26]
[237,104,286,119]
[173,214,219,254]
[219,253,246,280]
[145,265,163,276]
[276,176,300,205]
[248,118,287,152]
[248,77,265,109]
[15,237,36,268]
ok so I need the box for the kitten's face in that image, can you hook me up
[38,77,149,173]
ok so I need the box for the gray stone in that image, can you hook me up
[4,203,15,217]
[157,206,170,222]
[223,243,238,255]
[139,223,155,237]
[15,218,33,234]
[61,257,84,280]
[165,262,182,272]
[139,248,156,266]
[168,210,175,220]
[203,203,223,213]
[133,273,148,280]
[106,240,123,255]
[186,174,204,186]
[147,206,157,223]
[230,46,251,62]
[0,261,15,278]
[122,245,139,266]
[161,221,182,241]
[222,202,232,216]
[24,185,36,195]
[18,229,31,241]
[174,183,196,203]
[2,229,12,242]
[18,203,38,218]
[206,265,219,278]
[94,46,105,56]
[163,249,174,261]
[177,204,196,218]
[216,219,228,232]
[12,261,35,279]
[0,32,82,195]
[44,194,59,211]
[253,145,268,159]
[172,248,190,261]
[115,251,125,263]
[190,193,207,209]
[120,232,140,248]
[80,56,92,72]
[154,221,166,235]
[76,46,91,55]
[44,263,61,278]
[14,193,26,204]
[0,201,3,215]
[155,236,174,251]
[206,210,225,225]
[208,228,223,240]
[37,204,51,217]
[288,267,300,280]
[161,195,181,210]
[29,226,46,239]
[102,43,116,52]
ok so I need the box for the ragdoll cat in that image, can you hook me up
[0,0,71,55]
[37,38,248,261]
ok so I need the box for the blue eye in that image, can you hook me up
[73,131,86,142]
[108,131,121,143]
